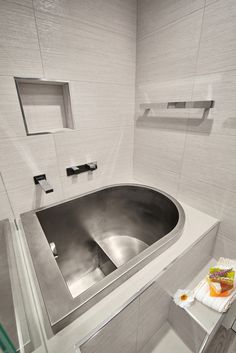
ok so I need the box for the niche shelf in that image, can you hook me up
[15,77,74,135]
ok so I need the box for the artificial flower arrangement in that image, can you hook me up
[173,289,195,309]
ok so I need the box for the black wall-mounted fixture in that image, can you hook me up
[66,162,97,176]
[34,174,54,194]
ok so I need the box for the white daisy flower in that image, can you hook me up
[173,289,195,309]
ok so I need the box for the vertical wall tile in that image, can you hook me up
[136,76,194,104]
[133,160,179,196]
[205,0,218,5]
[181,133,236,191]
[189,70,236,136]
[0,175,13,220]
[35,11,135,83]
[34,0,136,38]
[69,81,135,129]
[0,135,63,215]
[3,0,33,7]
[137,10,203,83]
[54,127,133,198]
[7,182,63,216]
[178,176,225,219]
[0,1,43,76]
[197,0,236,75]
[0,135,59,190]
[218,190,236,241]
[213,233,236,260]
[134,128,186,174]
[138,0,205,38]
[0,76,26,139]
[0,191,14,220]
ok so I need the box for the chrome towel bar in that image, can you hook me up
[140,100,215,112]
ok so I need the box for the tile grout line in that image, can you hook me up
[0,172,16,218]
[34,8,136,41]
[135,296,141,353]
[133,0,139,183]
[1,0,33,10]
[138,5,206,42]
[51,133,66,201]
[138,0,221,42]
[135,65,236,85]
[177,1,207,198]
[32,0,45,77]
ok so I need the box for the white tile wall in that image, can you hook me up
[0,191,14,219]
[54,127,133,199]
[0,177,13,219]
[7,182,63,215]
[3,0,33,7]
[35,11,135,83]
[213,232,236,260]
[178,176,225,219]
[189,70,236,136]
[137,10,203,83]
[134,128,186,174]
[219,190,236,239]
[134,0,236,251]
[0,134,63,215]
[0,0,136,219]
[0,1,43,76]
[181,133,236,191]
[0,135,60,190]
[197,0,236,75]
[69,81,135,129]
[0,76,26,139]
[205,0,218,6]
[33,0,136,38]
[138,0,205,39]
[133,160,179,196]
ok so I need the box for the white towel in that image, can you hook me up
[194,257,236,313]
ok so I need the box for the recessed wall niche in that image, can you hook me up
[15,78,74,135]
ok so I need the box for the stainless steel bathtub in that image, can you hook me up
[20,184,185,332]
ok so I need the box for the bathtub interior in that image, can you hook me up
[36,186,180,298]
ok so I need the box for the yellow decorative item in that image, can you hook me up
[195,258,236,313]
[207,267,235,297]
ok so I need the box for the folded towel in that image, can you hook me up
[194,257,236,313]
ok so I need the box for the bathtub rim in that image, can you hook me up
[20,183,185,333]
